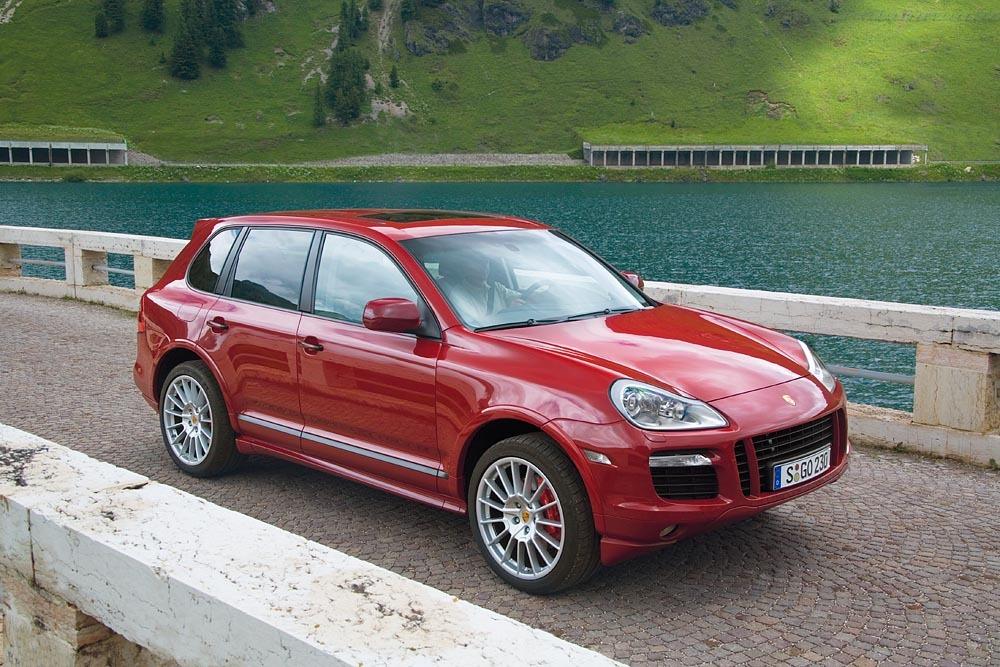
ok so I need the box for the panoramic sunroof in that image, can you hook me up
[360,210,492,223]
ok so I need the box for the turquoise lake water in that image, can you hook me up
[2,181,998,410]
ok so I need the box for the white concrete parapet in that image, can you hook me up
[0,423,621,666]
[644,281,1000,353]
[0,225,184,310]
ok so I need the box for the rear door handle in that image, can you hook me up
[299,337,323,353]
[207,316,229,332]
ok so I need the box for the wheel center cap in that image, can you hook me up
[521,509,530,523]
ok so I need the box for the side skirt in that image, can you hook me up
[237,436,466,515]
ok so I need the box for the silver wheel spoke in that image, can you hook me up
[484,477,506,501]
[536,527,560,549]
[478,497,505,512]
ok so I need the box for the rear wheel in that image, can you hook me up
[159,360,243,477]
[469,433,600,594]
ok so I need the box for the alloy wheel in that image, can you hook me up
[162,375,214,465]
[475,456,565,580]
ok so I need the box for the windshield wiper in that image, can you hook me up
[475,308,638,332]
[563,306,640,321]
[475,316,568,332]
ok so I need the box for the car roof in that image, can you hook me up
[216,209,550,241]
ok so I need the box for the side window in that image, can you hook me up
[314,234,421,325]
[188,227,240,293]
[230,228,313,310]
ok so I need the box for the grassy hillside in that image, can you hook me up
[0,0,997,162]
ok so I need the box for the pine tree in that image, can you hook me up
[389,64,399,88]
[368,0,382,10]
[325,48,369,124]
[400,0,416,22]
[169,30,201,79]
[102,0,125,33]
[214,0,243,48]
[94,11,109,37]
[141,0,165,32]
[339,2,353,43]
[312,83,326,127]
[208,32,227,68]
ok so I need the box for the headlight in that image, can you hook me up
[610,379,728,431]
[798,340,837,392]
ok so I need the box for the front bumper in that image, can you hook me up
[553,376,849,566]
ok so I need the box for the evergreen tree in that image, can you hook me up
[140,0,165,32]
[368,0,382,10]
[325,48,369,124]
[400,0,416,22]
[94,11,109,37]
[214,0,243,48]
[208,31,227,68]
[339,2,353,42]
[312,83,326,127]
[102,0,125,33]
[169,30,201,79]
[389,64,399,88]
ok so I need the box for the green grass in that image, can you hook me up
[0,0,997,162]
[0,123,125,142]
[2,163,996,183]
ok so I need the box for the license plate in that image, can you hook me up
[771,447,831,490]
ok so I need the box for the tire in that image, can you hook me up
[158,360,244,477]
[468,433,601,594]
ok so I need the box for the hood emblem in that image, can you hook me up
[782,394,796,406]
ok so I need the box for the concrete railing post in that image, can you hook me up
[0,242,21,277]
[912,343,1000,433]
[133,256,172,293]
[70,247,108,288]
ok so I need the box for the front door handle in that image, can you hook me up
[207,316,229,332]
[299,336,323,354]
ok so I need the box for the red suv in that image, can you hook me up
[134,209,849,593]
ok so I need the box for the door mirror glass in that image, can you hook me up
[363,298,422,333]
[622,272,644,290]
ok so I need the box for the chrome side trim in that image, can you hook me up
[238,413,447,479]
[302,430,448,479]
[238,413,302,437]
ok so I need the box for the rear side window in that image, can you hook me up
[188,227,240,293]
[230,228,313,310]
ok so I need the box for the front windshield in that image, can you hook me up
[401,230,648,330]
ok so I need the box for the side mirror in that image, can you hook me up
[622,272,645,290]
[362,297,422,333]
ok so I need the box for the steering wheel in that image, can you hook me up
[520,280,551,299]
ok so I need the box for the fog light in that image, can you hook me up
[583,449,612,465]
[659,525,677,539]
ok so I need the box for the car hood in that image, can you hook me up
[492,305,807,402]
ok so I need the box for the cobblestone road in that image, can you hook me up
[1,292,997,666]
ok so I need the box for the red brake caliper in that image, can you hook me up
[537,476,561,539]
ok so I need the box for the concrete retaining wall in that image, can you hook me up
[0,423,620,666]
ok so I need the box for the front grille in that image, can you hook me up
[650,460,719,500]
[734,441,752,496]
[752,414,835,492]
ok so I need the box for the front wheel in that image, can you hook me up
[469,433,600,594]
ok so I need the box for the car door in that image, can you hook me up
[297,232,443,493]
[199,226,315,452]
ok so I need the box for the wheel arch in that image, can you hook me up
[153,343,237,431]
[456,408,606,535]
